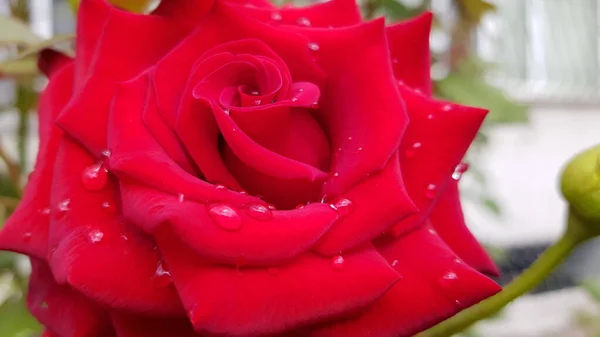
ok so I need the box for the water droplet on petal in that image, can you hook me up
[54,199,71,220]
[82,162,108,191]
[23,232,32,242]
[223,108,230,116]
[311,101,319,109]
[357,147,363,151]
[439,271,458,290]
[177,193,185,203]
[392,57,399,64]
[427,114,434,120]
[441,104,453,112]
[291,97,299,103]
[101,201,116,214]
[246,204,273,221]
[453,257,463,264]
[452,162,469,181]
[268,267,280,276]
[332,172,339,177]
[348,136,353,141]
[100,149,112,159]
[270,12,282,21]
[332,255,345,270]
[331,198,354,216]
[391,259,399,267]
[250,91,259,96]
[404,142,422,158]
[424,184,437,199]
[295,204,305,210]
[120,234,129,241]
[266,203,276,211]
[208,204,242,231]
[154,261,172,286]
[88,229,104,243]
[297,17,311,27]
[214,184,227,192]
[239,190,248,195]
[254,99,262,105]
[308,42,320,51]
[39,207,50,216]
[428,228,437,235]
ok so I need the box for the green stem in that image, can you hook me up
[421,214,590,337]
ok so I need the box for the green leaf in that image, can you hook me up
[0,17,41,46]
[15,34,75,60]
[581,279,600,303]
[457,0,497,23]
[435,72,529,124]
[381,0,420,20]
[0,298,42,337]
[482,198,501,216]
[0,57,38,78]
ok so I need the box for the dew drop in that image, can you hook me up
[428,228,437,235]
[439,271,458,290]
[101,201,116,214]
[404,142,422,158]
[254,99,262,105]
[332,255,345,270]
[452,162,469,181]
[54,199,71,220]
[291,97,299,103]
[177,193,185,203]
[297,17,311,27]
[332,172,339,177]
[88,229,104,243]
[82,162,108,191]
[154,261,172,286]
[348,136,353,141]
[266,203,277,211]
[120,234,129,241]
[246,204,273,221]
[424,184,437,199]
[308,42,320,51]
[250,90,259,96]
[453,257,463,264]
[23,232,32,242]
[295,204,305,210]
[427,114,435,120]
[311,101,319,109]
[270,12,282,21]
[39,207,51,216]
[330,198,354,216]
[214,184,227,192]
[441,104,453,112]
[392,57,399,64]
[208,204,242,231]
[239,190,248,196]
[357,147,363,151]
[223,108,230,116]
[391,259,399,267]
[100,149,112,159]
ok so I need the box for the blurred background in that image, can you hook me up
[1,0,600,336]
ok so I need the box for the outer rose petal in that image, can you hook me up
[429,180,499,276]
[47,137,183,315]
[111,313,200,337]
[0,62,73,259]
[236,0,362,28]
[120,178,338,265]
[28,259,115,337]
[289,19,408,196]
[386,12,433,95]
[312,225,500,337]
[392,86,487,236]
[156,228,400,337]
[314,152,417,255]
[59,0,196,155]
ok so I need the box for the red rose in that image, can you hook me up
[0,0,501,336]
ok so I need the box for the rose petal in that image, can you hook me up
[47,137,183,315]
[38,49,72,78]
[392,85,487,236]
[28,259,115,337]
[314,152,417,255]
[59,0,195,155]
[386,12,433,95]
[120,178,338,265]
[429,180,499,276]
[234,0,361,28]
[107,73,260,207]
[111,313,199,337]
[291,19,408,196]
[313,225,500,337]
[0,62,73,259]
[157,230,400,337]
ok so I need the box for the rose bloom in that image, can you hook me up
[0,0,501,336]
